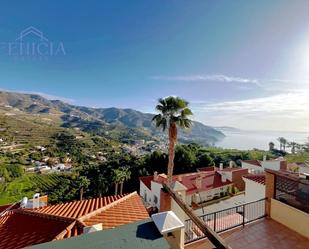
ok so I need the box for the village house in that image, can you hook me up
[241,156,287,173]
[140,163,248,209]
[0,192,150,249]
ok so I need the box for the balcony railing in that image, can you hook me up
[275,173,309,214]
[185,198,266,244]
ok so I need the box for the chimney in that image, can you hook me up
[263,155,267,161]
[152,211,185,249]
[33,193,40,209]
[154,171,158,181]
[83,223,103,234]
[219,163,223,170]
[229,161,233,168]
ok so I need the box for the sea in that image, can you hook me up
[215,129,309,151]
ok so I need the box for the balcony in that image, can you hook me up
[185,198,266,244]
[161,170,309,249]
[185,218,309,249]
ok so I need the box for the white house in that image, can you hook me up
[140,169,234,209]
[241,157,287,174]
[243,174,266,202]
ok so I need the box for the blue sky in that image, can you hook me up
[0,1,309,131]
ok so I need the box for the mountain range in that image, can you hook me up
[0,91,224,146]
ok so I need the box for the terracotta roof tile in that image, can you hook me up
[153,171,232,195]
[0,210,73,249]
[82,192,149,229]
[243,174,266,185]
[31,194,126,218]
[0,192,149,249]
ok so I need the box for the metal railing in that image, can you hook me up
[185,198,266,244]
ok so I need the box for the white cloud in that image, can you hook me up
[194,90,309,132]
[151,74,260,86]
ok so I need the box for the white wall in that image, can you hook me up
[217,171,233,181]
[151,181,163,209]
[139,180,153,206]
[261,161,281,171]
[188,185,232,204]
[244,178,265,202]
[241,162,264,173]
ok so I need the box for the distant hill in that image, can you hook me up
[0,91,224,145]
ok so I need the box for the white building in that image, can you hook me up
[242,174,266,202]
[140,169,234,209]
[241,157,287,174]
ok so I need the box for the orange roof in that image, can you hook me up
[82,192,149,229]
[0,192,149,249]
[31,194,126,218]
[153,171,232,195]
[0,210,74,249]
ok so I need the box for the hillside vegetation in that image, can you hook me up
[0,91,224,146]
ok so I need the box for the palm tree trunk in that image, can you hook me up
[80,187,83,200]
[115,183,118,195]
[167,122,177,185]
[120,182,123,195]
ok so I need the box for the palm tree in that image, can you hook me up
[119,167,131,195]
[152,96,193,184]
[97,174,109,197]
[268,142,275,151]
[76,176,90,200]
[277,137,288,151]
[112,169,123,195]
[288,141,298,154]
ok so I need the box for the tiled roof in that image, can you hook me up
[0,210,73,249]
[31,194,126,218]
[82,192,149,229]
[243,174,266,185]
[241,160,262,167]
[0,203,20,214]
[0,192,149,249]
[154,171,232,195]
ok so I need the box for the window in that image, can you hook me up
[154,195,158,204]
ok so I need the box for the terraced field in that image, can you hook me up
[0,173,69,205]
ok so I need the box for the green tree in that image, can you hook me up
[174,145,196,173]
[288,141,298,154]
[195,151,214,167]
[152,96,193,184]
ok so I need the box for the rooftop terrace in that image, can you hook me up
[185,218,309,249]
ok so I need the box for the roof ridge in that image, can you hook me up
[77,192,138,223]
[15,208,76,223]
[33,194,125,212]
